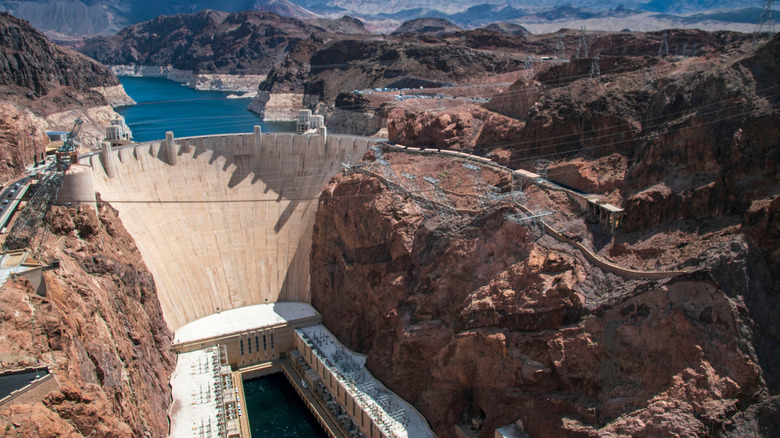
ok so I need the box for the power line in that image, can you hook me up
[67,95,777,210]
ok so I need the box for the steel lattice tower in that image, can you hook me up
[755,0,776,35]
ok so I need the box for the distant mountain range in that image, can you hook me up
[0,0,318,39]
[0,0,771,40]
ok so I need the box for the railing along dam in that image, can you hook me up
[83,129,375,331]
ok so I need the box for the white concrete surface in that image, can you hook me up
[173,302,318,346]
[87,132,373,330]
[57,164,97,209]
[169,347,232,438]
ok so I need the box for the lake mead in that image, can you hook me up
[117,77,295,142]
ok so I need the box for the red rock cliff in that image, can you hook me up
[310,168,776,437]
[0,203,174,437]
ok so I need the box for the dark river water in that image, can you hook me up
[243,374,327,438]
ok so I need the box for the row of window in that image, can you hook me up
[240,333,274,356]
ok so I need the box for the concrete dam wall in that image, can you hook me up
[85,131,374,331]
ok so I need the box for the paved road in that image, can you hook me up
[0,369,48,399]
[0,176,32,230]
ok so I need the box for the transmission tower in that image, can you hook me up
[4,117,82,251]
[575,27,588,59]
[534,159,551,180]
[556,35,566,61]
[658,31,669,58]
[4,170,64,251]
[755,0,776,35]
[590,52,601,83]
[523,55,533,70]
[644,67,655,89]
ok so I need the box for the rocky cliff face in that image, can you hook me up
[254,35,528,119]
[310,165,776,437]
[389,34,776,232]
[0,12,118,110]
[0,12,128,182]
[384,36,780,412]
[0,203,174,437]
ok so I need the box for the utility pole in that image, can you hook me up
[590,52,601,84]
[644,67,655,90]
[557,35,566,62]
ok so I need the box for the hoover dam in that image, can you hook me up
[80,129,441,438]
[86,129,372,331]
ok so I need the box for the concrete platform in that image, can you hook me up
[173,302,319,346]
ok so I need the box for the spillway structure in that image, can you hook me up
[84,128,373,331]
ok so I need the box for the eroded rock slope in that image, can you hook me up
[0,203,174,437]
[310,153,779,437]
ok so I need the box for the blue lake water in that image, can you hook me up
[116,76,295,142]
[243,374,327,438]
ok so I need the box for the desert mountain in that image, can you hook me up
[0,11,126,185]
[0,0,318,39]
[1,0,769,39]
[391,17,462,35]
[307,15,370,34]
[79,10,320,75]
[482,22,531,36]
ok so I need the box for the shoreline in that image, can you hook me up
[109,65,264,96]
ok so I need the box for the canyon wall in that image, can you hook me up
[109,65,265,93]
[310,168,778,437]
[0,204,174,437]
[0,12,132,181]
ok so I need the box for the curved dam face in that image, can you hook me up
[84,131,374,331]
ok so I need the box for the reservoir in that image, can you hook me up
[116,77,295,142]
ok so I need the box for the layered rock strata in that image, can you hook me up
[0,12,132,181]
